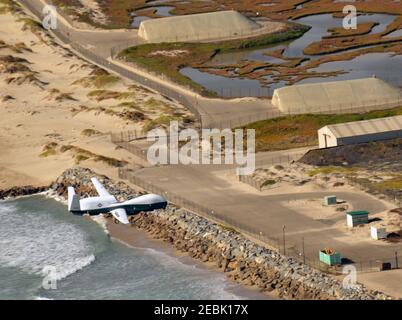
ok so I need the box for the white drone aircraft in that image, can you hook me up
[68,178,167,224]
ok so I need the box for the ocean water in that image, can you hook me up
[0,196,262,300]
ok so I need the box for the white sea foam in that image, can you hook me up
[111,238,242,300]
[90,214,109,235]
[45,191,109,235]
[0,201,95,281]
[143,246,242,299]
[44,190,67,205]
[34,296,54,300]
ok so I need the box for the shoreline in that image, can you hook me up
[105,219,271,300]
[3,166,394,300]
[0,184,269,299]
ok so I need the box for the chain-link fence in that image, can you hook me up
[20,0,402,275]
[110,130,147,143]
[20,0,402,134]
[118,167,283,249]
[335,253,401,273]
[279,98,402,116]
[238,152,306,190]
[238,175,266,192]
[136,22,285,44]
[19,0,204,125]
[348,175,402,208]
[119,167,402,274]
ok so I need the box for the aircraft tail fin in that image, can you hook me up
[68,187,81,212]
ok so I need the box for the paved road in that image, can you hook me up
[19,0,278,129]
[19,0,402,271]
[133,163,400,263]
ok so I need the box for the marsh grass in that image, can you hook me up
[61,144,128,167]
[119,24,310,96]
[87,90,134,101]
[81,128,102,137]
[39,142,58,158]
[242,106,402,152]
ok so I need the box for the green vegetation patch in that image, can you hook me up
[40,142,58,158]
[61,144,128,167]
[143,114,188,132]
[81,129,102,137]
[368,176,402,192]
[75,154,89,164]
[87,90,134,101]
[0,0,21,14]
[119,23,310,96]
[241,106,402,152]
[261,179,277,188]
[308,166,359,177]
[73,74,120,89]
[17,17,43,32]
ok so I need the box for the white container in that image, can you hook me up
[370,226,387,240]
[347,214,354,228]
[346,211,369,228]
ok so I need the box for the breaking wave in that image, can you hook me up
[112,238,242,300]
[0,201,95,281]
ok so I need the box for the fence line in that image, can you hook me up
[119,167,402,274]
[348,175,402,208]
[205,100,402,130]
[20,1,402,133]
[119,167,284,251]
[144,23,285,44]
[20,0,402,274]
[238,152,306,190]
[114,141,149,166]
[110,129,147,143]
[19,0,204,126]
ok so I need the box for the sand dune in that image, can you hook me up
[0,7,192,189]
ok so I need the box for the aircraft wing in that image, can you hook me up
[91,177,112,197]
[110,208,130,224]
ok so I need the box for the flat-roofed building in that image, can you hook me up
[318,116,402,148]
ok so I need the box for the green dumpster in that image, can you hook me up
[319,249,342,266]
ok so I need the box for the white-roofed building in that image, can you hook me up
[138,10,263,43]
[272,78,402,114]
[318,116,402,148]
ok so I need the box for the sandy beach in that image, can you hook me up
[0,4,269,299]
[105,217,271,300]
[0,5,192,189]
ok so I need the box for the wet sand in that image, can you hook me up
[105,218,274,300]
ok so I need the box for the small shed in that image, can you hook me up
[370,226,387,240]
[347,210,369,227]
[323,195,337,206]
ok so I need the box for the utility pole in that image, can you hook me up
[283,225,286,255]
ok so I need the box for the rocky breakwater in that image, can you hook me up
[52,167,393,300]
[0,185,49,200]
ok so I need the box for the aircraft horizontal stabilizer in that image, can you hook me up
[111,208,130,224]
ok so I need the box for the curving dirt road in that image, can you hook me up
[18,0,278,129]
